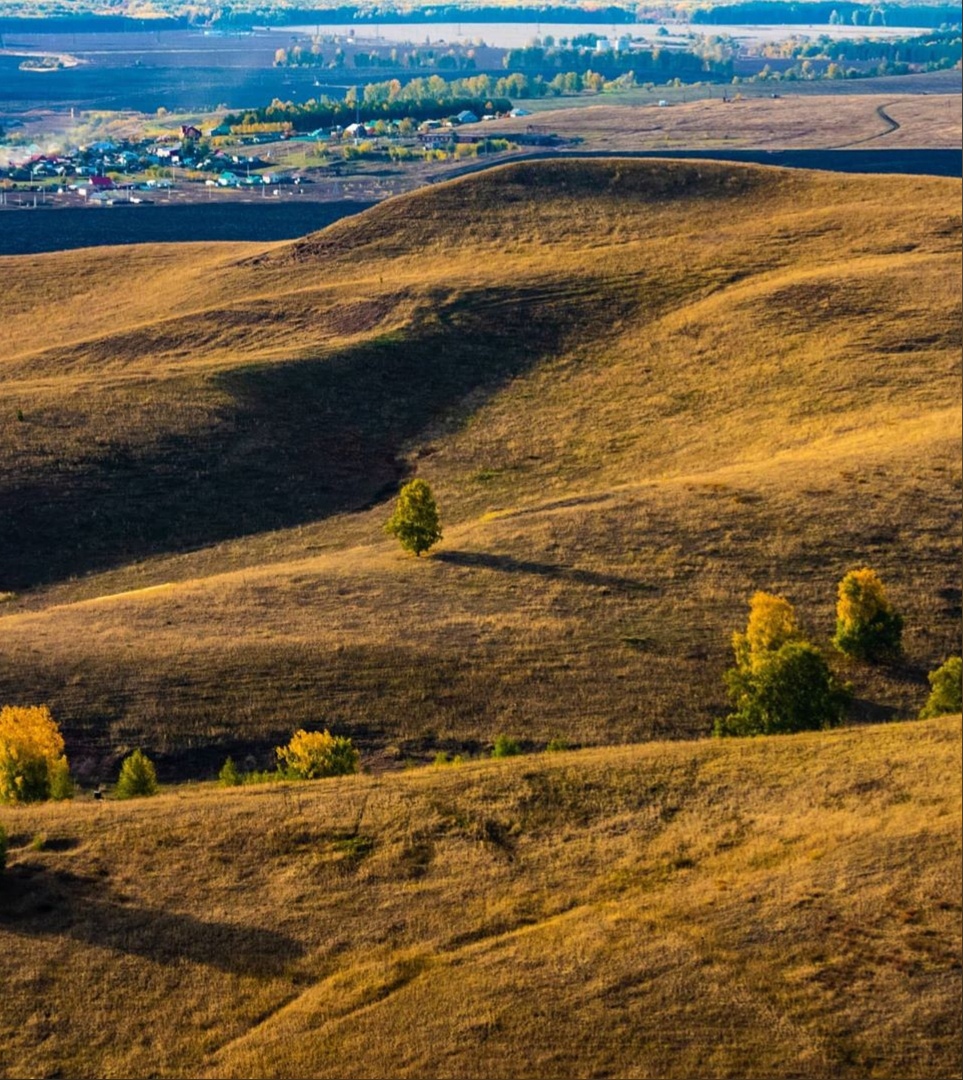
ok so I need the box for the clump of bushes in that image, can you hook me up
[832,567,903,661]
[115,749,159,799]
[432,751,464,766]
[717,592,848,737]
[276,729,359,779]
[491,734,521,758]
[919,655,962,718]
[0,705,73,804]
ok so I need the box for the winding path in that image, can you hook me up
[831,102,901,148]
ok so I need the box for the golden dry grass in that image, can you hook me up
[461,93,963,150]
[0,715,959,1079]
[0,159,960,772]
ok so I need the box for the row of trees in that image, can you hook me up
[689,1,960,28]
[755,28,961,63]
[225,82,512,134]
[501,43,732,80]
[0,707,361,808]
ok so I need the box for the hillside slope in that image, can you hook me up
[0,160,960,769]
[1,716,959,1079]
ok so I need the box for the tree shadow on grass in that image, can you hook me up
[0,863,303,976]
[434,549,656,595]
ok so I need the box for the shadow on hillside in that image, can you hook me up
[435,550,655,593]
[3,282,635,589]
[0,864,303,975]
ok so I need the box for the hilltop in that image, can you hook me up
[1,714,959,1078]
[0,158,960,774]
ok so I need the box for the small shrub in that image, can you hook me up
[491,734,521,758]
[546,737,571,753]
[218,756,242,786]
[919,655,962,718]
[243,769,280,785]
[48,757,75,801]
[719,593,848,737]
[115,749,159,799]
[0,705,72,804]
[432,751,465,767]
[276,729,359,780]
[832,567,903,660]
[30,832,47,852]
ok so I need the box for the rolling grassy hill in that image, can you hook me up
[0,159,960,776]
[1,715,959,1079]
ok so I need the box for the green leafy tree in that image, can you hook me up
[718,593,848,737]
[276,729,359,779]
[115,749,159,799]
[919,656,962,718]
[832,567,903,660]
[718,640,849,736]
[384,478,442,556]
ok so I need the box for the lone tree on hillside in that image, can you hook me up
[832,567,903,661]
[384,478,442,556]
[717,592,849,737]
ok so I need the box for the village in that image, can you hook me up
[0,107,558,207]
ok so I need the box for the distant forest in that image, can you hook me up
[690,2,961,27]
[0,6,636,33]
[4,2,958,33]
[0,1,958,33]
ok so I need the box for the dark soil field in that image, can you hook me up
[0,199,374,255]
[0,52,358,112]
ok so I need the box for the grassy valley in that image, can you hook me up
[0,159,959,776]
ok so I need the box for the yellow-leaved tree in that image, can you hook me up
[276,729,359,780]
[0,705,73,803]
[832,567,903,661]
[731,591,804,672]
